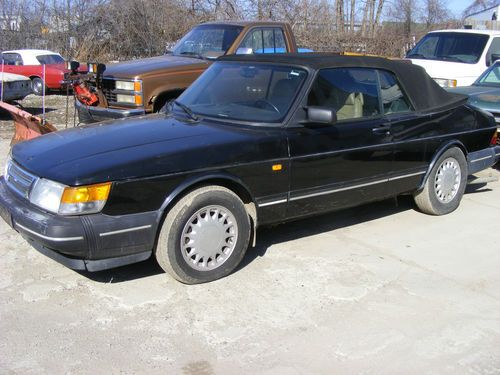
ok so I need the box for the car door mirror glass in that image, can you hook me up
[306,106,337,125]
[491,53,500,65]
[236,47,253,55]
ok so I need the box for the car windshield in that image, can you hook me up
[406,32,489,64]
[172,25,243,59]
[36,54,65,64]
[476,63,500,86]
[176,62,307,123]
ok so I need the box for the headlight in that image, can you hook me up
[116,93,143,106]
[115,80,142,91]
[30,179,111,215]
[115,81,134,91]
[434,78,457,88]
[116,94,136,104]
[30,179,66,214]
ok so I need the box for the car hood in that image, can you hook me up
[103,55,210,79]
[448,85,500,112]
[408,58,480,86]
[12,114,278,186]
[0,72,31,82]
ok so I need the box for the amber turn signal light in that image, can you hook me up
[61,182,111,204]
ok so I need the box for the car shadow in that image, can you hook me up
[79,195,416,284]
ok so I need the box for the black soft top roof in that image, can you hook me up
[218,53,467,113]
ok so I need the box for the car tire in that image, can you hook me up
[31,77,46,96]
[414,147,468,215]
[155,185,251,284]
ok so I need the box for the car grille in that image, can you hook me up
[101,78,117,104]
[5,161,38,199]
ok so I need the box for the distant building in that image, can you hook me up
[465,4,500,30]
[0,16,21,32]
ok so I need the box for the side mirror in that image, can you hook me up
[236,47,253,55]
[491,53,500,66]
[69,60,80,72]
[305,106,337,125]
[205,50,224,60]
[96,63,106,75]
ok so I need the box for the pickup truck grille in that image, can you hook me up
[5,161,38,199]
[101,78,117,104]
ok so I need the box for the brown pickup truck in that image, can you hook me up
[76,21,309,123]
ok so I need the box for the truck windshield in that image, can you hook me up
[176,62,307,123]
[406,32,489,64]
[172,25,243,58]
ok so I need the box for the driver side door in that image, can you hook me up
[286,67,394,219]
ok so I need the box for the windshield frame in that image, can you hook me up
[406,32,489,65]
[171,24,244,59]
[174,61,311,127]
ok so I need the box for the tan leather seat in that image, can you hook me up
[337,92,364,120]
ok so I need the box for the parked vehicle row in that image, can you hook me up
[1,49,76,95]
[0,54,498,284]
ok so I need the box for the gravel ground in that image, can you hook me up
[0,97,500,374]
[0,94,77,140]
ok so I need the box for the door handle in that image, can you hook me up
[372,124,391,136]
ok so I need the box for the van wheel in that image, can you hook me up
[414,147,467,215]
[156,186,251,284]
[31,77,46,96]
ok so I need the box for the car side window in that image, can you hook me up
[377,70,413,115]
[307,68,380,121]
[1,53,23,66]
[240,28,287,54]
[486,37,500,65]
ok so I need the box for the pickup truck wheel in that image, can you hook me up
[31,77,46,96]
[156,186,251,284]
[414,147,467,215]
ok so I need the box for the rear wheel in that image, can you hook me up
[31,77,46,96]
[414,147,467,215]
[155,186,251,284]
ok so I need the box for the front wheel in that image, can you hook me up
[155,186,251,284]
[414,147,467,215]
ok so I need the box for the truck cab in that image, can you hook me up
[406,29,500,87]
[76,21,305,123]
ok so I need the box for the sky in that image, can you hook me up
[448,0,474,17]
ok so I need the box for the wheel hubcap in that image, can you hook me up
[181,205,238,271]
[434,157,461,203]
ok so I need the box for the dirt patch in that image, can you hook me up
[0,94,77,140]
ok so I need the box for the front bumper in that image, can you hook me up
[75,99,146,124]
[0,177,156,271]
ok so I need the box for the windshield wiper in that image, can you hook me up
[174,100,199,121]
[179,51,205,60]
[407,53,426,59]
[439,55,467,63]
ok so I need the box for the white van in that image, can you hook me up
[406,29,500,87]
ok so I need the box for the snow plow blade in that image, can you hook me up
[0,101,57,145]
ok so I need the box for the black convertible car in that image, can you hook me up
[0,54,499,284]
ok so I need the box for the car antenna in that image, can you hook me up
[42,63,46,125]
[1,58,4,103]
